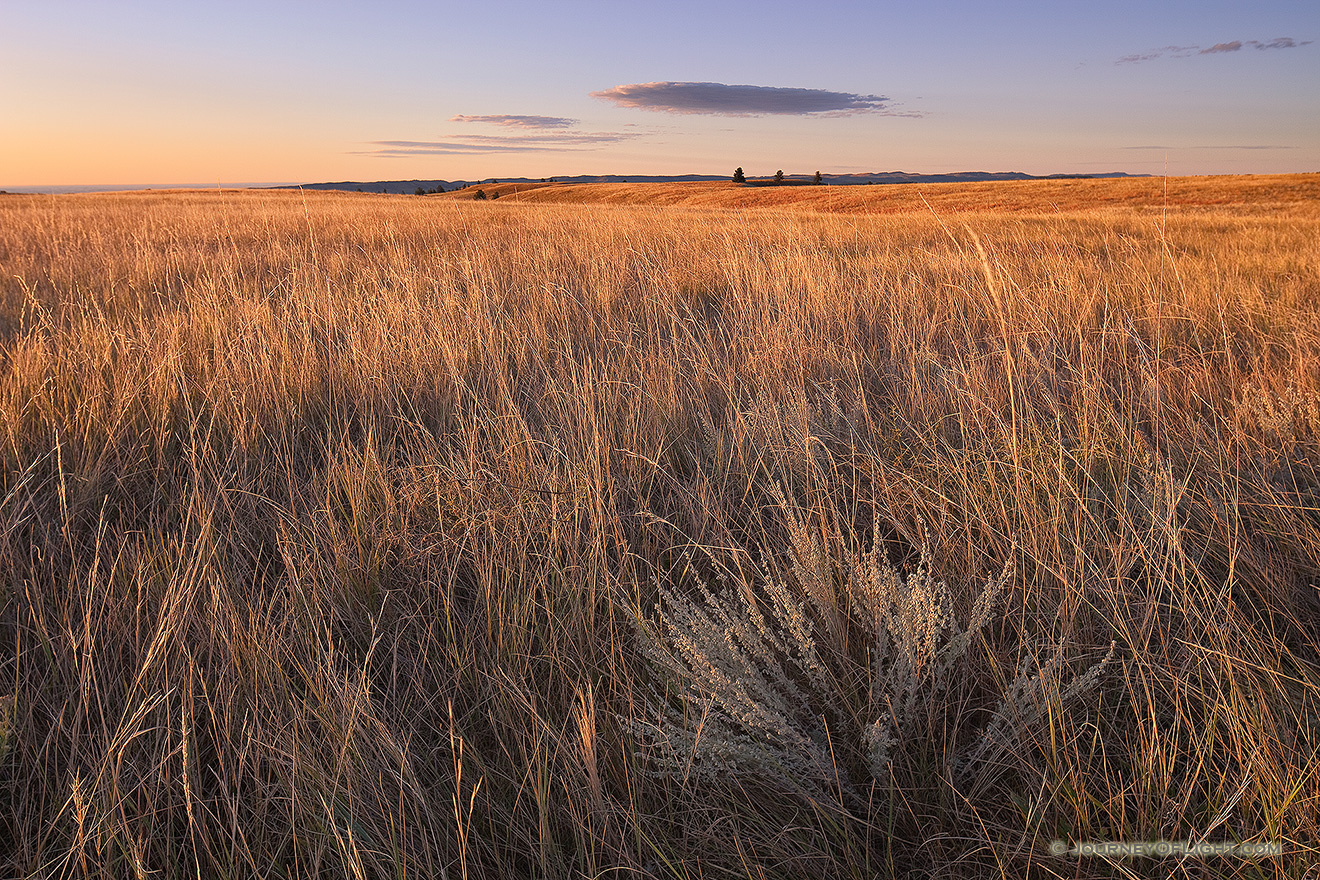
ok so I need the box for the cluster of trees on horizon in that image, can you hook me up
[733,168,825,185]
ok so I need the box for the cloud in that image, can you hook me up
[1122,144,1297,150]
[1258,37,1305,49]
[449,132,635,146]
[1203,37,1307,53]
[591,81,898,116]
[450,114,578,129]
[1119,37,1310,63]
[357,130,640,157]
[1117,45,1197,63]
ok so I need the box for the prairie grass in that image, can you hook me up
[1,181,1318,878]
[438,172,1320,216]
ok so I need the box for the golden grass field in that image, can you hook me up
[440,172,1320,215]
[1,175,1318,878]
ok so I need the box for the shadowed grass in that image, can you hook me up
[1,180,1317,878]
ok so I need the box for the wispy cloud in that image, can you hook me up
[1117,45,1198,64]
[1118,37,1311,63]
[448,132,636,146]
[591,81,905,116]
[1203,37,1306,53]
[357,130,640,157]
[1122,144,1297,150]
[450,114,577,129]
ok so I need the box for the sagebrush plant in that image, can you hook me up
[629,493,1116,807]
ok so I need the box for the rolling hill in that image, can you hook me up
[431,174,1320,216]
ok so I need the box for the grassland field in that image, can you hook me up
[1,174,1318,879]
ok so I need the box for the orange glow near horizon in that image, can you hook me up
[4,1,1315,187]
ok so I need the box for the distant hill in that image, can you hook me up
[271,170,1149,195]
[269,175,726,195]
[412,174,1320,215]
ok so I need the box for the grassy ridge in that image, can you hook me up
[1,182,1318,878]
[436,172,1320,215]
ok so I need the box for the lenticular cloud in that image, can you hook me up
[591,81,891,116]
[450,115,578,129]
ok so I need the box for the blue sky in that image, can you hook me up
[2,0,1316,185]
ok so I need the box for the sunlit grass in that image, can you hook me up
[1,180,1317,877]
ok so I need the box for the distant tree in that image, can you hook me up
[491,190,500,199]
[774,169,785,184]
[473,189,488,200]
[733,167,745,183]
[415,186,426,196]
[814,170,823,185]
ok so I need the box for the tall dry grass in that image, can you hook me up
[441,172,1320,216]
[0,184,1318,878]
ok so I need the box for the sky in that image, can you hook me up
[2,0,1317,187]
